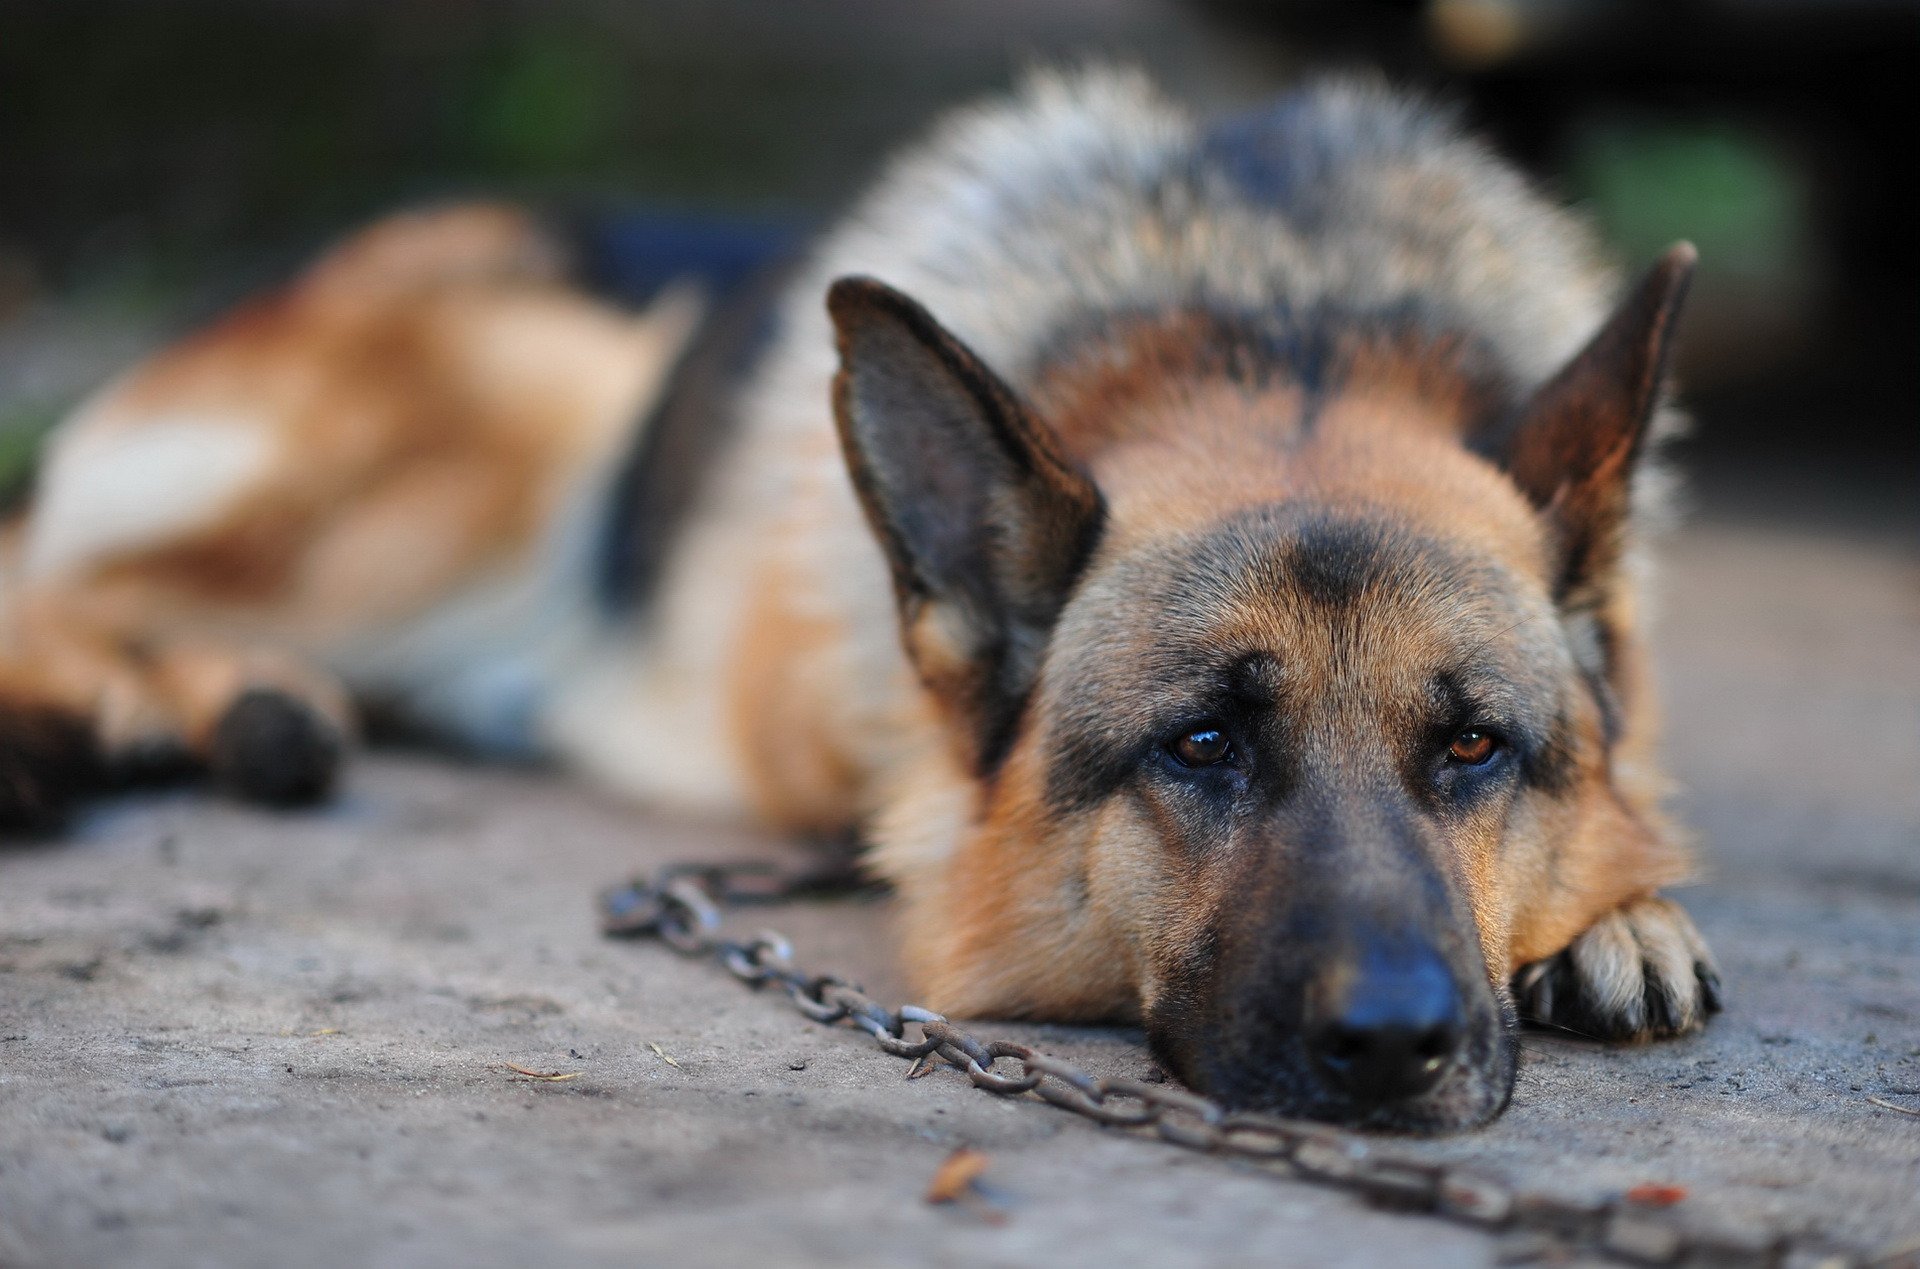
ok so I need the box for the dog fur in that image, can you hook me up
[0,69,1719,1130]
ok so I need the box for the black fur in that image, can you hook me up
[1281,517,1396,608]
[594,247,798,612]
[0,700,101,835]
[1030,301,1516,424]
[534,207,804,614]
[209,689,341,807]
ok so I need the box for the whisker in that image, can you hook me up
[1457,610,1547,661]
[1519,1018,1607,1043]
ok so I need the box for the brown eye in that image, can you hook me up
[1448,729,1498,765]
[1171,727,1233,767]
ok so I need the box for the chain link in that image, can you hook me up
[599,862,1861,1267]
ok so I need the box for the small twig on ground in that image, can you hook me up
[502,1063,580,1082]
[1865,1094,1920,1117]
[648,1042,681,1068]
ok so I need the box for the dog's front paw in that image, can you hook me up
[1512,896,1722,1043]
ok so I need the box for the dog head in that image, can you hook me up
[826,247,1693,1132]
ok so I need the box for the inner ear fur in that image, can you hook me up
[827,276,1105,772]
[1486,243,1696,606]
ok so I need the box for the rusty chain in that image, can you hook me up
[599,861,1868,1268]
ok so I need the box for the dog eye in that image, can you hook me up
[1447,729,1499,765]
[1170,726,1233,768]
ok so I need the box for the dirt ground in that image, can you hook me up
[2,514,1917,1268]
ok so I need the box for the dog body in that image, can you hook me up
[0,70,1717,1129]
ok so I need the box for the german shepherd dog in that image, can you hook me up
[0,69,1719,1130]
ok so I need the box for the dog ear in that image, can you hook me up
[1491,244,1695,604]
[827,276,1105,772]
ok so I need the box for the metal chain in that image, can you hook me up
[599,861,1861,1268]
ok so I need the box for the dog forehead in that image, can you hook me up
[1069,504,1527,662]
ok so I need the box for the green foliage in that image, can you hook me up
[0,400,61,508]
[470,28,624,174]
[1569,121,1808,283]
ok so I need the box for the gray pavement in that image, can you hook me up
[2,517,1918,1267]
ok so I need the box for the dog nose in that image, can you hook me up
[1309,949,1465,1106]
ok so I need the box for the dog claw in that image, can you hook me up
[1696,961,1724,1016]
[1513,896,1721,1044]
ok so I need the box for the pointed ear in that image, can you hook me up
[1492,243,1696,603]
[827,276,1105,772]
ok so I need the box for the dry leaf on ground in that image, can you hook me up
[1625,1184,1689,1207]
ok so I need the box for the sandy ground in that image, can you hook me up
[2,516,1918,1268]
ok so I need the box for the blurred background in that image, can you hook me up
[0,0,1914,532]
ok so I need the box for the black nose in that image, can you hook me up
[1309,949,1465,1106]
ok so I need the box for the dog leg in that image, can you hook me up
[0,598,351,825]
[142,642,351,806]
[1511,895,1722,1042]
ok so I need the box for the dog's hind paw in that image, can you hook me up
[1512,896,1722,1043]
[0,701,102,835]
[209,688,342,807]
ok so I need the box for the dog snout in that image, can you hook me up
[1308,945,1465,1107]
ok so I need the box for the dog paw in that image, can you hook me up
[1512,896,1722,1043]
[210,688,343,807]
[0,702,102,835]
